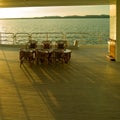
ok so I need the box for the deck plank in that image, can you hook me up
[0,45,120,120]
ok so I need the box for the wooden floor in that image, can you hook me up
[0,45,120,120]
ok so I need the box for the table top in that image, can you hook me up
[20,48,72,53]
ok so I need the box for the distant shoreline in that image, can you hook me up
[0,15,109,20]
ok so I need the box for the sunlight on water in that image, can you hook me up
[0,18,109,45]
[0,18,109,33]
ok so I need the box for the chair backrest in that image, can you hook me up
[56,40,67,49]
[28,40,37,49]
[42,40,51,49]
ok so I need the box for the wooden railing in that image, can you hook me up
[0,32,109,46]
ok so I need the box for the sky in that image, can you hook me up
[0,5,109,18]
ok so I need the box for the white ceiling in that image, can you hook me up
[0,0,116,8]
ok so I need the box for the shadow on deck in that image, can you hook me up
[0,45,120,120]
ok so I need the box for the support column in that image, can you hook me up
[116,0,120,61]
[108,3,116,61]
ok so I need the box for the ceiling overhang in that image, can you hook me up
[0,0,116,8]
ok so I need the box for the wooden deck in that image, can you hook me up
[0,45,120,120]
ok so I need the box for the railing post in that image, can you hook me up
[62,32,65,40]
[13,34,16,45]
[0,32,1,44]
[29,34,32,41]
[98,33,101,44]
[46,33,48,41]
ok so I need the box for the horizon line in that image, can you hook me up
[0,14,110,19]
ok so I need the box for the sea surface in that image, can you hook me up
[0,18,109,44]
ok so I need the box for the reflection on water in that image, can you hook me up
[0,18,109,45]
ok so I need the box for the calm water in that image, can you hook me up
[0,18,109,44]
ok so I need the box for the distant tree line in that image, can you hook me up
[1,14,109,19]
[34,14,110,19]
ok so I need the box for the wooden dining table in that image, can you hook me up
[19,43,72,66]
[36,48,72,64]
[36,49,53,64]
[53,49,72,63]
[63,49,72,63]
[19,48,36,66]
